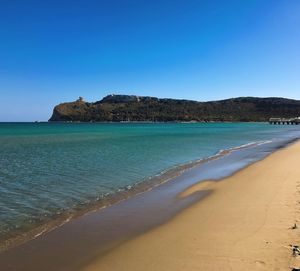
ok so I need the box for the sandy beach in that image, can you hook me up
[82,141,300,271]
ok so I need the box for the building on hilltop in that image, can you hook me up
[77,96,84,102]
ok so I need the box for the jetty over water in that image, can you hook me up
[269,117,300,125]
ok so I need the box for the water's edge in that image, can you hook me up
[0,140,261,252]
[0,135,296,253]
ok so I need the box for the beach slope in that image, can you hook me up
[83,141,300,271]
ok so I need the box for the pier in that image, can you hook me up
[269,117,300,125]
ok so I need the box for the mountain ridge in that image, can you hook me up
[49,94,300,122]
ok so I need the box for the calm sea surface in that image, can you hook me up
[0,122,299,244]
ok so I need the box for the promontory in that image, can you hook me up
[49,94,300,122]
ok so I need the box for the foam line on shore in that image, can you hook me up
[83,139,300,271]
[0,140,272,253]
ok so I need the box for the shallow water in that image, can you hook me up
[0,122,299,244]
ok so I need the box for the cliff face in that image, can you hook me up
[49,94,300,122]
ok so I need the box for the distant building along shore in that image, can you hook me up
[269,117,300,125]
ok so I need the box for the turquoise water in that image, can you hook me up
[0,122,299,243]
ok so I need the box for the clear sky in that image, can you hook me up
[0,0,300,121]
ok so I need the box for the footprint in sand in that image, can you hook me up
[255,260,266,266]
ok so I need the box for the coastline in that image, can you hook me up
[83,140,300,271]
[0,134,299,270]
[0,139,271,253]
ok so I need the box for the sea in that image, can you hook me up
[0,122,300,249]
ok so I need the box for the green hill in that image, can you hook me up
[49,95,300,122]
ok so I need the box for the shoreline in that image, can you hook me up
[0,140,270,253]
[83,140,300,271]
[0,135,299,270]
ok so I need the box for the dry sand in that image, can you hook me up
[82,141,300,271]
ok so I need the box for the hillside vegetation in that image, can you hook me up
[49,95,300,122]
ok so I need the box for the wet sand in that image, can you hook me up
[83,141,300,271]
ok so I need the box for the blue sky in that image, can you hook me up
[0,0,300,121]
